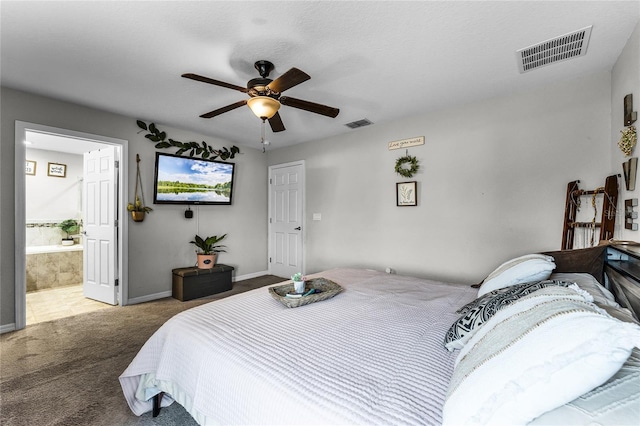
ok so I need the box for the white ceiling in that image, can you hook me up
[2,1,639,152]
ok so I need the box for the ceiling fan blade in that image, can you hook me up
[200,100,247,118]
[182,73,247,93]
[280,96,340,118]
[267,68,310,93]
[268,112,286,132]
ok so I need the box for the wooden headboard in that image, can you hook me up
[542,244,640,320]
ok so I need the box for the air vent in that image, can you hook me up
[345,118,373,129]
[516,26,592,73]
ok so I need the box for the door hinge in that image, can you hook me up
[269,257,272,263]
[115,278,119,287]
[115,160,119,169]
[269,218,272,224]
[115,219,119,227]
[269,178,272,184]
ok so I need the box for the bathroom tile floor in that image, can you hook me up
[26,284,112,325]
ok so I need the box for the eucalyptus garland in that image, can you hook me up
[136,120,240,161]
[618,126,637,157]
[395,155,419,178]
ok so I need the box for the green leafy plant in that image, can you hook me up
[137,120,240,161]
[291,272,306,282]
[190,234,227,255]
[127,195,153,213]
[58,219,79,239]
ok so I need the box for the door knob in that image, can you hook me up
[294,226,301,231]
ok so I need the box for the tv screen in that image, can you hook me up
[153,152,235,205]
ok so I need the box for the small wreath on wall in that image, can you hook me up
[618,126,637,157]
[394,155,419,178]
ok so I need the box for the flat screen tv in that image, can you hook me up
[153,152,235,205]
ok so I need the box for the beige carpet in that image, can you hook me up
[0,275,285,426]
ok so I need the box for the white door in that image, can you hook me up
[269,162,304,278]
[83,146,118,305]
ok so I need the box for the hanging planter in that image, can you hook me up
[127,154,152,222]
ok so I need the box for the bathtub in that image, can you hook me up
[26,244,83,254]
[26,244,84,292]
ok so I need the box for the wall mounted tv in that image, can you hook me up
[153,152,235,205]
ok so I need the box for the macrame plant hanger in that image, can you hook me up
[131,154,148,222]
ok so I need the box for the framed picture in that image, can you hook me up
[47,162,67,178]
[396,181,417,206]
[25,160,37,175]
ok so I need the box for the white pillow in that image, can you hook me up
[529,348,640,425]
[551,272,620,307]
[477,254,556,297]
[442,296,640,426]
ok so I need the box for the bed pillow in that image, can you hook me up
[529,348,640,425]
[477,254,556,297]
[444,281,582,351]
[442,296,640,426]
[551,272,620,307]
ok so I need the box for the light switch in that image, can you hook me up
[313,213,322,221]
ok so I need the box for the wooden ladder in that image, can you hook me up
[561,174,618,250]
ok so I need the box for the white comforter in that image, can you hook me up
[120,268,476,425]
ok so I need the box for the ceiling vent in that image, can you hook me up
[345,118,373,129]
[516,26,592,73]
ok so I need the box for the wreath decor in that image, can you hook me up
[618,126,637,157]
[136,120,240,161]
[395,155,419,178]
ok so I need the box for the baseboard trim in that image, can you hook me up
[233,270,270,282]
[0,323,17,334]
[127,291,173,305]
[126,270,272,305]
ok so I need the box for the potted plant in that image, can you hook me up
[190,234,227,269]
[127,195,152,222]
[291,272,306,294]
[58,219,79,246]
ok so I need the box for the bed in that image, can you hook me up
[120,246,640,425]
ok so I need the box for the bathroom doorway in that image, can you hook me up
[15,121,129,330]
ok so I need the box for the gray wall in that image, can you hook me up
[1,87,268,327]
[611,20,640,240]
[267,71,613,283]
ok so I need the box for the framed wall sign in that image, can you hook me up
[47,162,67,178]
[396,181,417,206]
[25,160,37,175]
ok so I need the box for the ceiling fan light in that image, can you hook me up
[247,96,280,119]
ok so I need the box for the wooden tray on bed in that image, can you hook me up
[268,278,343,308]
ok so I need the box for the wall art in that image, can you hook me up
[47,162,67,178]
[25,160,36,175]
[396,181,417,206]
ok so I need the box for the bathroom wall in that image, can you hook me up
[25,148,83,226]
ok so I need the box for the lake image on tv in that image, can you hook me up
[155,155,234,204]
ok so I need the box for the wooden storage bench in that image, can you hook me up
[172,264,234,301]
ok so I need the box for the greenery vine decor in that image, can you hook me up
[394,155,420,178]
[136,120,240,161]
[618,126,637,157]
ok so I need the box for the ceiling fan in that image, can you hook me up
[182,60,340,133]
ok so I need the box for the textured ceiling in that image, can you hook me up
[2,1,639,151]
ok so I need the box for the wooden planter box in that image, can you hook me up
[172,264,234,301]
